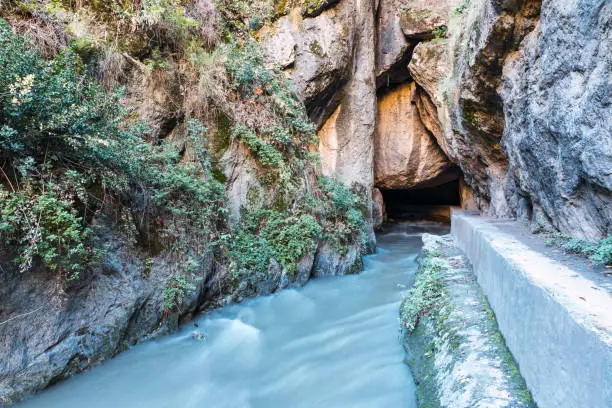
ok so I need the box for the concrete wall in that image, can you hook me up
[451,211,612,408]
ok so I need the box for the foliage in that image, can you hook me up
[592,237,612,265]
[453,0,471,16]
[163,274,197,312]
[231,209,322,280]
[400,251,446,333]
[0,20,226,278]
[225,40,273,94]
[315,176,369,252]
[0,0,367,292]
[232,124,285,167]
[544,233,612,266]
[432,25,448,39]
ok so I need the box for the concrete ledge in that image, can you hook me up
[402,234,534,407]
[451,211,612,408]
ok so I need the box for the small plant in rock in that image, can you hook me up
[432,25,448,39]
[453,0,471,16]
[163,274,196,313]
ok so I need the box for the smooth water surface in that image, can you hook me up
[18,222,449,408]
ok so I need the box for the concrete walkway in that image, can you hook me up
[452,211,612,408]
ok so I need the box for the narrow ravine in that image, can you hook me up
[17,222,449,408]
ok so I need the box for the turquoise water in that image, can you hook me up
[17,222,448,408]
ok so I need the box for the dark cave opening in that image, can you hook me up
[381,179,461,223]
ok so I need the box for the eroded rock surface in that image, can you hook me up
[374,82,452,190]
[501,0,612,238]
[402,234,536,407]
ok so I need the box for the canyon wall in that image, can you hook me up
[262,0,610,238]
[0,0,610,403]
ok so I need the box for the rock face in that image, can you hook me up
[1,0,611,403]
[262,0,611,239]
[500,0,612,238]
[374,82,453,190]
[0,235,216,404]
[0,227,360,405]
[373,0,610,238]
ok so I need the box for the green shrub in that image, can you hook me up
[163,274,197,312]
[590,237,612,265]
[232,124,285,167]
[0,20,226,278]
[230,209,322,280]
[432,25,448,39]
[225,40,273,95]
[316,176,369,251]
[544,232,612,266]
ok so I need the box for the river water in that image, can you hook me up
[18,222,449,408]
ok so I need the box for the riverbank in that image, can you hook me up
[401,233,535,407]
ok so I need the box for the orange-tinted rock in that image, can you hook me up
[374,82,453,190]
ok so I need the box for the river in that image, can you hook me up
[17,222,449,408]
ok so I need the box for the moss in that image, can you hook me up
[211,166,228,184]
[481,296,536,406]
[400,251,446,333]
[309,39,326,58]
[213,113,232,156]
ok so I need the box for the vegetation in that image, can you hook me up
[432,25,448,39]
[400,251,446,333]
[163,274,197,312]
[544,233,612,266]
[231,209,322,280]
[0,0,369,294]
[0,20,226,279]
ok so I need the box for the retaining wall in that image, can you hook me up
[451,211,612,408]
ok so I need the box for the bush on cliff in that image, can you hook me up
[0,20,226,279]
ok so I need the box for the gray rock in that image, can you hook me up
[500,0,612,238]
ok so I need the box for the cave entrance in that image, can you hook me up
[380,178,462,223]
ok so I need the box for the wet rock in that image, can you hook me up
[372,188,386,230]
[0,236,213,405]
[402,234,535,407]
[312,240,363,277]
[191,331,206,341]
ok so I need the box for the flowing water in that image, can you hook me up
[18,222,449,408]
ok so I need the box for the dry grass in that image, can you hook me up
[6,13,68,58]
[191,0,220,50]
[96,44,130,89]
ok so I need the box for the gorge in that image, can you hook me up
[0,0,610,406]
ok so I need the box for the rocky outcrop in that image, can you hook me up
[376,0,610,238]
[262,0,377,198]
[500,0,612,238]
[0,227,362,405]
[0,233,218,404]
[259,3,354,126]
[374,82,453,190]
